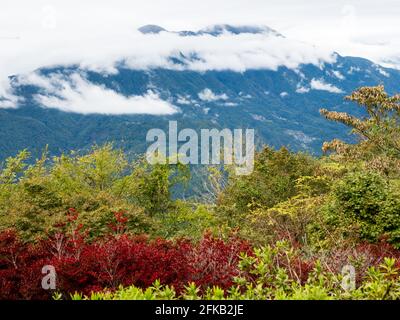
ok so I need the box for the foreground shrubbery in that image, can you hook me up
[0,220,250,299]
[2,220,399,300]
[1,86,400,300]
[69,242,400,300]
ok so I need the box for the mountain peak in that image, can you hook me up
[137,24,283,37]
[198,24,282,36]
[138,25,166,34]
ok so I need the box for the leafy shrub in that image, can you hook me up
[0,144,191,241]
[70,243,400,300]
[153,201,217,240]
[216,147,317,225]
[0,218,250,300]
[329,171,400,247]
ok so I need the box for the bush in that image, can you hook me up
[0,221,251,299]
[0,144,192,241]
[330,171,400,247]
[153,201,217,240]
[215,147,317,225]
[70,242,400,301]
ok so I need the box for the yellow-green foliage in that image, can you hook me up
[216,147,317,226]
[0,144,205,241]
[154,200,217,240]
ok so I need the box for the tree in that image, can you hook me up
[320,86,400,175]
[216,147,317,224]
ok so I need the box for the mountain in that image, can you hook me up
[198,24,281,36]
[0,25,399,162]
[138,25,167,34]
[138,24,282,37]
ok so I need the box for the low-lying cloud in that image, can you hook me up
[123,32,337,72]
[198,88,229,102]
[310,78,344,93]
[0,27,338,113]
[17,72,178,115]
[1,0,400,115]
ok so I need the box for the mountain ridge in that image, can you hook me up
[137,24,283,37]
[1,25,399,161]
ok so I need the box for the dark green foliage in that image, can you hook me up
[330,172,400,246]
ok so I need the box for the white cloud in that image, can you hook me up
[198,88,228,102]
[0,82,19,108]
[19,72,178,115]
[347,66,361,74]
[0,17,339,99]
[251,114,267,122]
[375,66,390,77]
[239,92,252,99]
[0,1,399,76]
[280,92,289,98]
[0,96,18,108]
[121,31,338,73]
[176,95,192,105]
[0,0,399,114]
[296,84,310,93]
[310,78,344,93]
[0,28,338,112]
[224,102,238,107]
[331,70,345,80]
[286,129,316,144]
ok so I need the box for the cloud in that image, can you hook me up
[0,96,18,108]
[119,31,338,73]
[0,1,399,80]
[176,95,192,105]
[0,0,398,114]
[0,27,338,113]
[280,92,289,98]
[310,78,344,93]
[18,72,178,115]
[296,85,310,94]
[374,66,390,77]
[286,129,316,144]
[0,80,20,108]
[331,70,345,80]
[223,102,238,107]
[198,88,229,102]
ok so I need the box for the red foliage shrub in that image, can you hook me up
[0,230,51,300]
[0,210,251,299]
[52,235,194,295]
[314,239,400,285]
[1,209,399,300]
[187,233,252,289]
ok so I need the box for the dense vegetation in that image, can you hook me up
[1,86,400,300]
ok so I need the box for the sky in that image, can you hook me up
[1,0,399,62]
[1,0,399,114]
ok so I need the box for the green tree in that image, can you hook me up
[216,147,317,225]
[320,85,400,175]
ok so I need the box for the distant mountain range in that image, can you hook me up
[1,24,399,161]
[138,24,282,37]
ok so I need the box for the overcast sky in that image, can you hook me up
[1,0,399,114]
[1,1,399,49]
[1,0,399,70]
